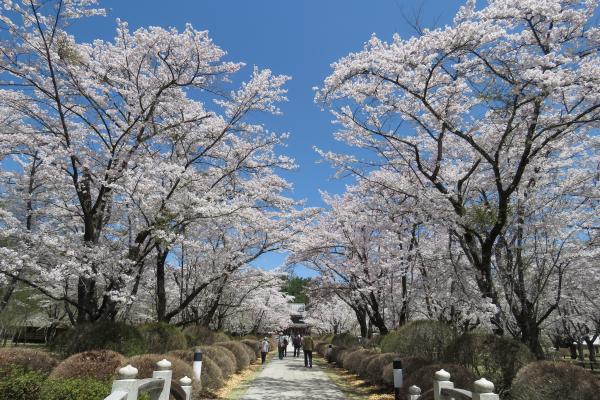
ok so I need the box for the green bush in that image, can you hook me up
[444,333,535,396]
[381,320,456,361]
[0,367,45,400]
[53,321,147,356]
[400,363,474,400]
[39,378,111,400]
[138,322,187,354]
[511,361,600,400]
[0,347,58,374]
[215,341,250,372]
[331,332,361,348]
[49,350,125,381]
[382,356,428,387]
[183,325,229,347]
[0,367,111,400]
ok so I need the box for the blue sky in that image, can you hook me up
[72,0,468,275]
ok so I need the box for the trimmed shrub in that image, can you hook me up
[49,350,125,381]
[241,339,261,358]
[444,333,535,395]
[167,350,224,392]
[202,346,237,378]
[39,378,111,400]
[315,341,329,356]
[511,361,600,400]
[330,346,347,365]
[215,341,250,371]
[0,367,112,400]
[139,322,187,354]
[400,363,475,400]
[240,342,258,364]
[0,367,45,400]
[382,356,428,387]
[358,352,379,379]
[0,347,58,374]
[183,325,229,347]
[54,321,146,356]
[332,332,361,348]
[381,320,456,361]
[366,353,400,386]
[344,348,376,375]
[128,353,193,380]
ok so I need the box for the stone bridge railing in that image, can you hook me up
[392,360,499,400]
[104,353,202,400]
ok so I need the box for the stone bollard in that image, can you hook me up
[433,369,454,400]
[393,358,403,400]
[180,376,193,400]
[152,359,173,400]
[193,349,203,383]
[472,378,499,400]
[111,364,139,400]
[408,385,421,400]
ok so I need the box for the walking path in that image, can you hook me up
[241,345,346,399]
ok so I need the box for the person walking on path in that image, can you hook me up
[261,337,270,365]
[292,334,302,357]
[283,336,289,357]
[302,333,314,368]
[277,332,286,360]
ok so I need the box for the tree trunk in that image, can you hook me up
[156,247,169,322]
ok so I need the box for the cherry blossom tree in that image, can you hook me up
[316,0,600,356]
[0,0,304,325]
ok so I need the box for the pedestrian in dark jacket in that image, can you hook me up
[302,334,314,368]
[292,334,302,357]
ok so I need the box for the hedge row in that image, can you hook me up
[1,337,262,399]
[317,322,600,400]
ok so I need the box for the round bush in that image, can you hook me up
[358,352,380,379]
[54,321,146,356]
[400,363,475,399]
[183,326,229,347]
[167,350,225,393]
[0,347,58,374]
[511,361,600,400]
[366,353,400,386]
[332,332,361,348]
[49,350,125,381]
[334,347,358,368]
[240,342,258,364]
[241,340,261,358]
[202,346,237,377]
[344,348,376,375]
[330,346,347,365]
[444,333,535,395]
[381,320,456,361]
[382,356,428,387]
[215,341,250,372]
[139,322,187,354]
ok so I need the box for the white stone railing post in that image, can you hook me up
[433,369,454,400]
[151,359,173,400]
[472,378,499,400]
[180,376,192,400]
[110,365,140,400]
[408,385,422,400]
[393,358,403,400]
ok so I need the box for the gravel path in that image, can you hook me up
[241,347,346,400]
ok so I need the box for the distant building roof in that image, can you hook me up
[288,303,305,315]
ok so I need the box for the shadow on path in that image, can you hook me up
[241,351,346,400]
